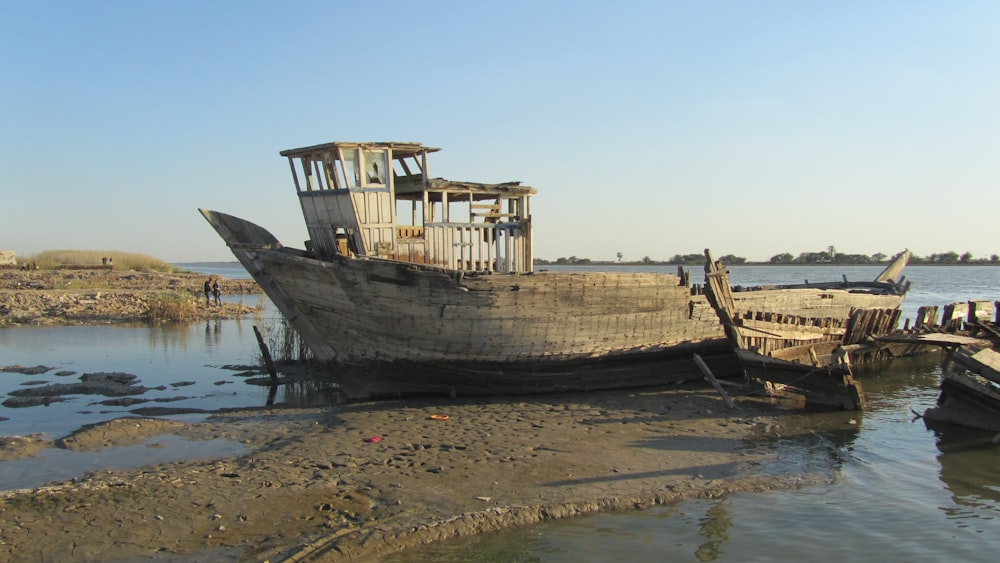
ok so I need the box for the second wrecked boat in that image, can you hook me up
[703,249,912,410]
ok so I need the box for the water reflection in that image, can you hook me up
[741,408,862,479]
[927,422,1000,528]
[204,320,222,351]
[276,380,345,407]
[695,499,732,561]
[143,321,196,357]
[0,317,344,439]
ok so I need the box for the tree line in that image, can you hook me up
[536,247,1000,266]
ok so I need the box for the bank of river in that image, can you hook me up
[1,263,999,561]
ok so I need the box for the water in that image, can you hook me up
[0,262,339,488]
[2,262,1000,560]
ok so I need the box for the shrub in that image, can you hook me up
[145,292,199,322]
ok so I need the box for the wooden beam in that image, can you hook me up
[694,353,736,409]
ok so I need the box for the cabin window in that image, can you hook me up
[340,149,360,188]
[362,150,388,186]
[393,155,422,179]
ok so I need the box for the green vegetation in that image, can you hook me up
[20,250,183,273]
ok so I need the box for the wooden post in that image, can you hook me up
[253,325,278,385]
[694,354,736,409]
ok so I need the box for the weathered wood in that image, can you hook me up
[942,302,969,331]
[925,367,1000,432]
[197,141,911,399]
[702,249,906,411]
[694,353,736,409]
[915,305,939,328]
[874,332,992,348]
[955,346,1000,386]
[969,300,995,325]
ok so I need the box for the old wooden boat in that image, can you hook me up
[702,249,911,410]
[924,345,1000,432]
[201,141,737,397]
[200,140,910,399]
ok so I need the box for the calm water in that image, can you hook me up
[2,262,999,561]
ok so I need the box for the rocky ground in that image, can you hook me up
[0,269,261,326]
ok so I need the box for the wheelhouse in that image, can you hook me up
[280,141,535,274]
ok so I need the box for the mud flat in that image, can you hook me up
[0,386,844,562]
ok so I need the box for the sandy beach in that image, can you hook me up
[0,386,839,562]
[0,269,838,561]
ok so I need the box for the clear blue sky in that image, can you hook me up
[3,1,997,263]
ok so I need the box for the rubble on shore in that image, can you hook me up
[0,270,261,326]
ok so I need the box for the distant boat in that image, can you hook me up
[702,249,912,410]
[201,140,907,399]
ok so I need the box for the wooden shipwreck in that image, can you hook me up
[924,345,1000,432]
[918,300,1000,432]
[702,249,911,410]
[200,141,736,396]
[201,140,907,399]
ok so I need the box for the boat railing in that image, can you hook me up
[424,222,529,273]
[396,226,425,239]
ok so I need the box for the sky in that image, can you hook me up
[2,1,998,263]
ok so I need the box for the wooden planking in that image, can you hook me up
[958,346,1000,385]
[915,305,939,328]
[942,302,969,330]
[703,251,904,368]
[969,300,995,325]
[260,257,724,364]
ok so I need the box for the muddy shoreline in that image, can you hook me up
[0,269,832,562]
[0,388,833,562]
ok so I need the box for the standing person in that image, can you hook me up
[212,279,222,306]
[204,278,213,306]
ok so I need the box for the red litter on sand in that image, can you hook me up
[364,436,381,443]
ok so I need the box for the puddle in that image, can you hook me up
[0,435,247,491]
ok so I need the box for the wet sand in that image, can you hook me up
[0,386,839,562]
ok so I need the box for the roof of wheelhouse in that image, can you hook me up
[279,141,440,159]
[280,141,538,198]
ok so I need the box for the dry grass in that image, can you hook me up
[261,316,313,362]
[22,250,182,273]
[145,292,200,322]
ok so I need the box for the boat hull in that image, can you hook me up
[924,371,1000,432]
[736,349,866,410]
[702,250,910,410]
[201,210,742,395]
